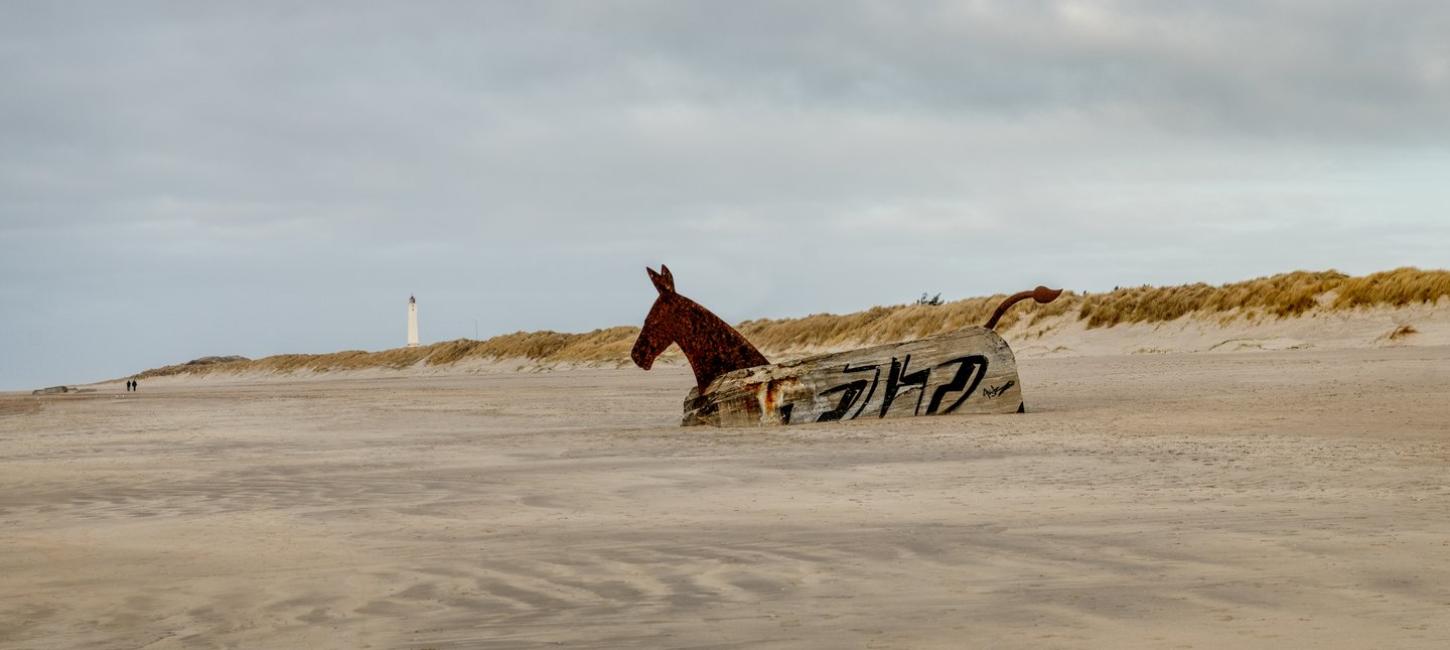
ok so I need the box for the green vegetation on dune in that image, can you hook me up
[135,267,1450,379]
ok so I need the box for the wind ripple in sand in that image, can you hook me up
[5,351,1450,648]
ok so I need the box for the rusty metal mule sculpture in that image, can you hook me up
[631,264,1063,427]
[984,285,1064,330]
[630,265,769,392]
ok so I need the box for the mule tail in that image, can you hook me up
[984,286,1063,330]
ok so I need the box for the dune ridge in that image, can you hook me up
[134,267,1450,381]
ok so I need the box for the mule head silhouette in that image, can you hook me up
[631,265,769,391]
[631,265,678,371]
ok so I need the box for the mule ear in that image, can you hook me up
[646,266,675,294]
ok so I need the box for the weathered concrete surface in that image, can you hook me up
[685,327,1022,427]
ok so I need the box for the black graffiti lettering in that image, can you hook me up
[815,363,881,422]
[981,380,1015,399]
[903,363,932,415]
[876,357,902,418]
[926,355,990,415]
[816,382,865,422]
[878,355,931,418]
[816,355,990,421]
[845,362,882,420]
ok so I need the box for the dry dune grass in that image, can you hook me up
[135,268,1449,379]
[1386,324,1419,341]
[137,328,643,379]
[1076,270,1349,328]
[1076,267,1450,328]
[737,291,1079,350]
[1333,267,1450,309]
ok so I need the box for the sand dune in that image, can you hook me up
[122,299,1450,390]
[127,268,1450,385]
[4,346,1450,648]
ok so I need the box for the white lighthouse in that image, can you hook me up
[407,295,420,348]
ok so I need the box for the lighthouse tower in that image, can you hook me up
[406,295,420,348]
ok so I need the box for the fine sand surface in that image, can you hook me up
[3,348,1449,649]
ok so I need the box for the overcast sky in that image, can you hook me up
[3,1,1448,389]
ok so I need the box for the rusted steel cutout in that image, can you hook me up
[630,265,1060,427]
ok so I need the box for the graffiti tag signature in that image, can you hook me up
[981,381,1016,399]
[815,354,990,423]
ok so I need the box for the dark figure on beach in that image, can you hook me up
[132,380,138,392]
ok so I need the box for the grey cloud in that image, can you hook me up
[2,1,1448,388]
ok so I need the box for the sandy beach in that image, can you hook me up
[8,1,1450,648]
[3,347,1449,649]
